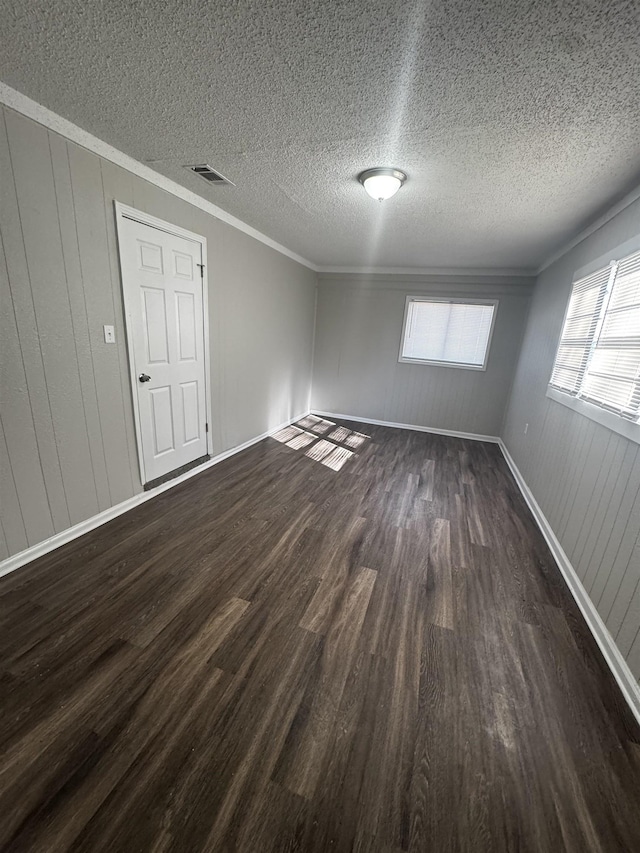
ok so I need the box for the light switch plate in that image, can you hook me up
[103,324,115,343]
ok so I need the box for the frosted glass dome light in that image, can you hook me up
[358,168,407,201]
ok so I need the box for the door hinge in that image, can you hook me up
[196,263,205,278]
[205,422,209,433]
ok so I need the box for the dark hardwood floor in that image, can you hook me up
[1,416,639,852]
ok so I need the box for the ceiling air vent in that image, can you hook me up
[185,164,234,186]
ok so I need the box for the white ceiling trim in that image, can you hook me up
[536,180,640,274]
[0,81,318,272]
[318,265,537,277]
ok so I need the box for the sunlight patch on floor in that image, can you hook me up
[286,430,317,450]
[297,414,324,430]
[328,426,351,442]
[322,445,354,471]
[305,439,335,462]
[272,425,303,443]
[310,418,336,434]
[272,418,370,472]
[343,431,369,449]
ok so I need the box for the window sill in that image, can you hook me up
[398,356,487,371]
[546,386,640,445]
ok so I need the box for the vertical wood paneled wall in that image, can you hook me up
[0,106,317,561]
[502,198,640,681]
[311,274,533,437]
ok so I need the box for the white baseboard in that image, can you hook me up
[499,440,640,727]
[0,411,310,580]
[311,410,500,443]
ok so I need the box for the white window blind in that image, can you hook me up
[400,298,497,369]
[549,265,613,394]
[549,249,640,422]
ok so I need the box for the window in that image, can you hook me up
[548,248,640,438]
[399,296,497,370]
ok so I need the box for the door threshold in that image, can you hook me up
[144,455,210,491]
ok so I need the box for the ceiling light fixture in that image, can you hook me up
[358,167,407,201]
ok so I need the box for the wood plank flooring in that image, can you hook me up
[1,416,639,852]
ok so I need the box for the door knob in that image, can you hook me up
[139,373,151,383]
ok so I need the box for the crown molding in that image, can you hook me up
[0,82,318,272]
[317,265,536,278]
[317,270,536,294]
[537,180,640,274]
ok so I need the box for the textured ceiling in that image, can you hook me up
[1,0,640,270]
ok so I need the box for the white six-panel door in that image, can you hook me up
[117,208,209,484]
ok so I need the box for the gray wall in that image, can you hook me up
[502,197,640,680]
[0,106,317,561]
[311,274,533,437]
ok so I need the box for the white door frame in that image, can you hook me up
[114,201,213,485]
